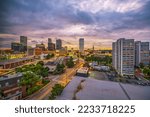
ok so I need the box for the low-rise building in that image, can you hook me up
[57,77,150,100]
[76,67,89,77]
[36,43,46,51]
[45,61,57,72]
[0,56,34,69]
[27,47,35,56]
[11,42,23,52]
[55,48,67,56]
[0,73,23,100]
[34,48,43,56]
[92,65,110,72]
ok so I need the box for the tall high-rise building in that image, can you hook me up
[20,36,27,52]
[56,39,62,50]
[48,38,55,51]
[135,41,150,66]
[48,38,52,43]
[79,38,84,52]
[112,38,135,76]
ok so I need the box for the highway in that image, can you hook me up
[24,61,84,100]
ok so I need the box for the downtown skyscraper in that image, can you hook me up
[56,39,62,50]
[20,36,27,52]
[79,38,84,52]
[48,38,55,51]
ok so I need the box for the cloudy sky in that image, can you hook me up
[0,0,150,49]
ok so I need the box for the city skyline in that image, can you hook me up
[0,0,150,49]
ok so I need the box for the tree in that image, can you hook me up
[139,63,144,69]
[49,84,64,100]
[37,61,44,66]
[143,67,150,76]
[66,57,74,68]
[15,67,23,73]
[104,56,112,65]
[46,54,51,59]
[20,71,41,89]
[53,64,65,74]
[40,67,49,77]
[51,53,54,57]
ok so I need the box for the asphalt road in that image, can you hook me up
[24,61,84,100]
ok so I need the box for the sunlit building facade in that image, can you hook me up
[135,41,150,66]
[79,38,84,52]
[113,38,135,76]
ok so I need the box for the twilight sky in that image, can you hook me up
[0,0,150,49]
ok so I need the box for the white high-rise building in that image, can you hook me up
[135,41,150,66]
[112,42,117,70]
[112,38,135,76]
[79,38,84,52]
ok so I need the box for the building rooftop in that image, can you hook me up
[77,67,89,74]
[57,77,150,100]
[45,61,57,66]
[0,56,34,65]
[0,73,22,81]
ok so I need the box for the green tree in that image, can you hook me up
[66,57,74,68]
[139,63,144,69]
[40,67,49,77]
[20,71,41,89]
[143,67,150,76]
[49,84,64,100]
[46,54,51,59]
[37,61,44,66]
[53,64,65,74]
[15,67,23,73]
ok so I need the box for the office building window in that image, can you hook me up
[5,82,9,86]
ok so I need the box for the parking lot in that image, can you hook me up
[89,70,109,81]
[89,70,150,86]
[124,76,150,86]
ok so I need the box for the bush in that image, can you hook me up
[66,57,74,68]
[49,84,64,100]
[27,85,42,95]
[42,79,50,85]
[53,64,65,75]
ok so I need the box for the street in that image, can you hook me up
[24,61,84,100]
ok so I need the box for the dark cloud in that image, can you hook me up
[105,0,150,31]
[0,0,95,34]
[0,0,150,48]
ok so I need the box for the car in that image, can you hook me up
[135,76,142,81]
[136,82,142,85]
[140,83,145,86]
[127,76,131,79]
[126,80,130,83]
[145,82,150,86]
